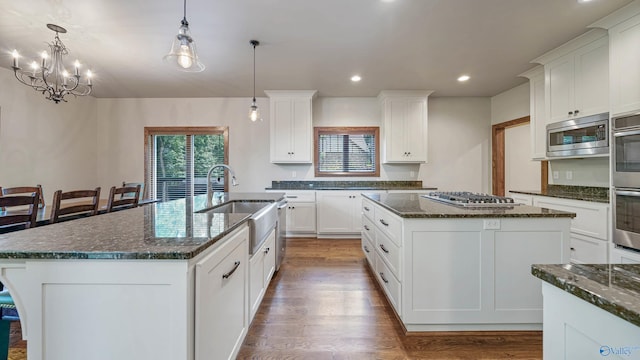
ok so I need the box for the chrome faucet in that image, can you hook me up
[206,164,239,208]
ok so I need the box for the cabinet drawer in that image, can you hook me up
[361,231,375,268]
[374,205,402,246]
[569,234,608,264]
[533,197,609,240]
[362,217,375,240]
[284,191,316,202]
[362,199,375,221]
[375,252,401,313]
[376,229,401,280]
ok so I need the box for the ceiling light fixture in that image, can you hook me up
[163,0,205,72]
[457,75,470,82]
[249,40,261,122]
[11,24,93,104]
[351,75,362,82]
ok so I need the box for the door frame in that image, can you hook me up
[492,116,548,196]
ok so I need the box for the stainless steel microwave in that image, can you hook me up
[546,112,609,158]
[613,112,640,188]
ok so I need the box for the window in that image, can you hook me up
[314,127,380,177]
[144,127,228,201]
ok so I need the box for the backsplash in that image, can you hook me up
[267,180,427,190]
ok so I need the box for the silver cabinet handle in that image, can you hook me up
[379,272,389,284]
[285,195,298,198]
[379,244,390,253]
[222,261,241,279]
[379,219,389,227]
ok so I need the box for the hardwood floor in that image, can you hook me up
[237,238,543,359]
[7,238,542,359]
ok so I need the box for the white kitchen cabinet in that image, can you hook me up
[248,229,276,322]
[316,191,362,236]
[592,1,640,116]
[195,226,249,360]
[610,244,640,264]
[283,191,316,236]
[378,90,433,163]
[519,66,547,160]
[533,29,609,124]
[508,192,533,206]
[266,90,317,163]
[532,196,609,264]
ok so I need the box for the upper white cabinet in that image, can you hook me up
[378,90,433,163]
[591,1,640,116]
[519,66,548,160]
[266,90,317,163]
[533,29,609,124]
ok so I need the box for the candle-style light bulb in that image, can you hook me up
[41,51,48,69]
[11,50,19,68]
[62,70,69,85]
[74,60,80,76]
[30,61,39,77]
[86,70,92,86]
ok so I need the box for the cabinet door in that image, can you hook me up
[546,55,575,123]
[270,98,293,162]
[263,230,276,286]
[195,227,248,360]
[316,192,360,234]
[287,202,316,233]
[248,246,264,322]
[573,37,609,118]
[569,233,608,264]
[384,98,408,162]
[610,15,640,115]
[290,98,312,162]
[527,67,548,160]
[405,98,428,162]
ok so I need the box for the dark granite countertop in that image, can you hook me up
[532,264,640,327]
[510,185,609,203]
[363,193,576,219]
[266,180,437,191]
[0,192,285,261]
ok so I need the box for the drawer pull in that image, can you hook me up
[364,225,370,231]
[364,245,370,253]
[364,206,370,211]
[379,272,389,284]
[570,247,576,251]
[264,247,270,254]
[285,195,298,198]
[379,244,390,253]
[379,219,389,227]
[222,261,241,279]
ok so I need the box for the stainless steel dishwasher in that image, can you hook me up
[275,199,287,271]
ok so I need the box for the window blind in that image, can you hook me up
[315,127,379,176]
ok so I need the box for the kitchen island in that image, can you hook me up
[532,264,640,359]
[361,192,574,332]
[0,192,284,360]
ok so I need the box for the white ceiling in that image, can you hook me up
[0,0,632,98]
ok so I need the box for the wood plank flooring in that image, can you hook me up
[237,238,543,359]
[8,238,542,359]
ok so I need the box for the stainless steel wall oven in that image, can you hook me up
[613,188,640,251]
[613,113,640,188]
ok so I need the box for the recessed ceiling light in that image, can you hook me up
[578,0,594,3]
[457,75,470,82]
[351,75,362,82]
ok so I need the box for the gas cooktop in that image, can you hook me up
[422,191,519,208]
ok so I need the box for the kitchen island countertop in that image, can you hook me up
[363,192,576,218]
[0,192,284,260]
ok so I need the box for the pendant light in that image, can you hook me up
[163,0,205,72]
[249,40,261,122]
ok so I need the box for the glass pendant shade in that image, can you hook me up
[164,19,205,72]
[249,99,260,122]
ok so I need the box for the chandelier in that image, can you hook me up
[11,24,93,104]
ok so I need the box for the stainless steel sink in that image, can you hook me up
[202,201,277,255]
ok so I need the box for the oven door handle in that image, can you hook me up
[614,128,640,137]
[615,189,640,197]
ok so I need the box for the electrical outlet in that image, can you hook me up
[553,171,559,180]
[483,219,501,230]
[292,171,297,178]
[566,171,573,180]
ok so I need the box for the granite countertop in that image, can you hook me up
[266,180,437,191]
[0,192,285,261]
[510,185,609,203]
[532,263,640,327]
[363,193,576,219]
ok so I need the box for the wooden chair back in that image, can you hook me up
[0,192,40,229]
[107,185,141,212]
[1,185,45,208]
[121,182,144,200]
[50,187,101,224]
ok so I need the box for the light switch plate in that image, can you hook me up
[483,219,500,230]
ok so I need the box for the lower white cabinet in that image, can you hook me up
[316,191,362,236]
[284,191,316,236]
[610,244,640,264]
[248,229,276,322]
[195,226,249,360]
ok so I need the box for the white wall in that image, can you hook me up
[505,124,541,192]
[490,83,529,125]
[0,67,98,202]
[423,97,492,193]
[549,158,610,187]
